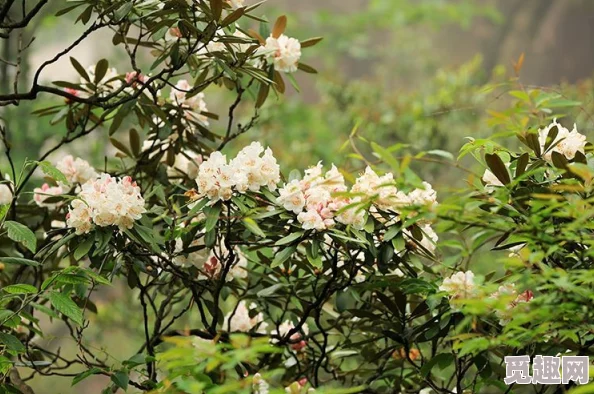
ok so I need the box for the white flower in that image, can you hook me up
[297,209,326,231]
[253,373,270,394]
[223,300,268,333]
[170,80,210,127]
[34,183,64,208]
[196,143,280,202]
[66,199,93,235]
[262,34,301,73]
[404,223,438,255]
[174,236,247,281]
[230,142,280,192]
[482,168,504,188]
[538,119,587,161]
[0,184,12,205]
[167,151,202,180]
[490,284,533,325]
[226,0,245,8]
[352,167,408,212]
[66,174,146,233]
[270,320,309,351]
[173,238,208,269]
[56,155,97,185]
[439,271,476,311]
[335,202,366,229]
[277,180,306,213]
[407,182,437,207]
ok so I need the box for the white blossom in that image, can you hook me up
[223,300,268,333]
[297,209,326,231]
[538,118,587,161]
[482,168,504,189]
[226,0,245,8]
[270,320,309,351]
[0,183,12,205]
[252,373,270,394]
[167,151,202,180]
[170,79,210,127]
[33,183,64,208]
[490,284,534,325]
[56,155,97,185]
[261,34,301,73]
[352,166,408,212]
[439,271,477,311]
[196,143,280,202]
[404,223,438,255]
[66,174,146,234]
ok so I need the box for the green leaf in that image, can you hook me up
[0,257,40,267]
[111,370,129,391]
[300,37,323,48]
[420,353,454,377]
[70,57,90,82]
[3,284,37,294]
[515,152,529,177]
[204,204,221,232]
[484,153,510,185]
[48,292,84,326]
[115,2,133,21]
[94,59,109,84]
[0,332,25,352]
[4,221,37,253]
[72,367,103,386]
[275,231,303,246]
[37,162,68,185]
[271,245,296,268]
[74,237,94,261]
[242,217,266,237]
[257,283,285,297]
[427,149,454,161]
[129,128,141,157]
[209,0,223,20]
[110,138,132,157]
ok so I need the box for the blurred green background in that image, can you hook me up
[4,0,594,392]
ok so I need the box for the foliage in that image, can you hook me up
[0,1,593,394]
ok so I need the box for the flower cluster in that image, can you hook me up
[538,118,586,161]
[490,284,534,325]
[277,163,366,231]
[173,237,248,282]
[482,119,588,190]
[223,300,268,334]
[277,164,439,253]
[438,271,477,311]
[170,80,210,127]
[196,142,280,202]
[260,34,302,73]
[270,320,309,352]
[56,155,97,186]
[66,174,146,234]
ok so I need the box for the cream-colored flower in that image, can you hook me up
[0,183,12,205]
[538,119,587,161]
[223,300,268,333]
[34,183,64,208]
[56,155,97,185]
[262,34,301,73]
[439,271,476,311]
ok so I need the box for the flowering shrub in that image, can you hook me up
[0,1,593,394]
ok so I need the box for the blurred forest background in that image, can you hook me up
[3,0,594,392]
